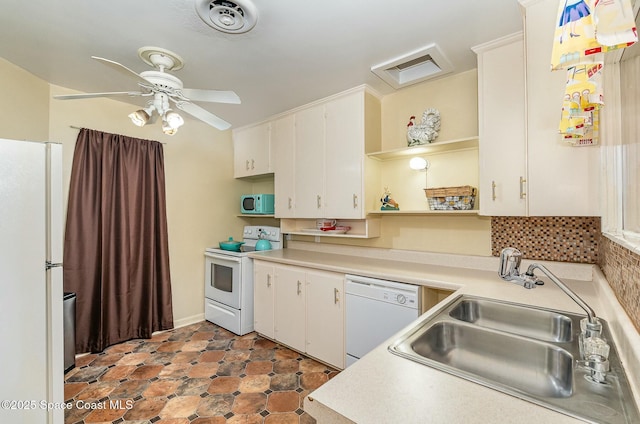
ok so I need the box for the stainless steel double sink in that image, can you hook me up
[388,295,640,424]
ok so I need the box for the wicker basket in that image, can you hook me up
[424,186,476,211]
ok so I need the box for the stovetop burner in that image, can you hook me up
[205,225,282,256]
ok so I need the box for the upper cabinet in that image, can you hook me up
[292,87,381,219]
[475,0,600,216]
[233,121,272,178]
[237,85,382,238]
[474,33,527,216]
[294,103,327,217]
[273,86,381,221]
[522,0,599,216]
[272,114,296,218]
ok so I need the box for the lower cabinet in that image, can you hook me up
[274,265,306,352]
[305,269,344,368]
[253,260,345,369]
[254,261,275,339]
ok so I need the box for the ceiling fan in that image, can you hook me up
[53,46,240,134]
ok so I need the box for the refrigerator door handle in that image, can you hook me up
[45,260,63,270]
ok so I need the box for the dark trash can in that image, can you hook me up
[63,292,76,373]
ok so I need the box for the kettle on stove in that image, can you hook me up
[255,230,272,251]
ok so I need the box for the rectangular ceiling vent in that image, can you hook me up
[371,43,453,89]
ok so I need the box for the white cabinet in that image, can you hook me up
[274,265,306,352]
[253,260,345,369]
[233,122,272,178]
[474,33,527,216]
[294,103,326,217]
[324,92,367,219]
[285,86,381,219]
[306,270,344,369]
[475,0,599,216]
[254,261,275,339]
[272,114,296,218]
[521,0,599,216]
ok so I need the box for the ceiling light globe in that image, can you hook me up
[165,110,184,129]
[162,120,178,135]
[128,109,150,127]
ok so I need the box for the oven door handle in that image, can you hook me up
[205,252,243,264]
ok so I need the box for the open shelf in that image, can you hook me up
[280,218,381,239]
[237,214,276,218]
[367,209,479,216]
[367,136,478,161]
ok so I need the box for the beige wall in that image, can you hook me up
[0,58,49,141]
[381,69,479,150]
[0,57,252,324]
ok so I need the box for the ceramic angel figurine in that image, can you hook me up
[407,108,441,146]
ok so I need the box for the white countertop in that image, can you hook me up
[250,245,640,424]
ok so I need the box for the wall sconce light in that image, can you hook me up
[409,157,430,189]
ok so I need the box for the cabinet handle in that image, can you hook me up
[353,194,358,209]
[519,176,527,199]
[317,195,322,209]
[251,159,255,170]
[245,160,250,171]
[334,288,339,304]
[297,280,302,295]
[267,274,272,287]
[288,197,292,209]
[491,181,497,201]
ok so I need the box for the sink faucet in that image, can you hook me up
[498,247,611,383]
[498,248,598,325]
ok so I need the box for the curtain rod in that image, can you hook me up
[69,125,167,144]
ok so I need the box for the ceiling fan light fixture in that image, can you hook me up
[129,109,151,127]
[164,110,184,129]
[162,121,179,135]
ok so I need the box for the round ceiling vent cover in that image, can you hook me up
[195,0,258,34]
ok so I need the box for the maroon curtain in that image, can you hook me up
[64,128,173,353]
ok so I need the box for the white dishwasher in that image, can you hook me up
[345,274,420,367]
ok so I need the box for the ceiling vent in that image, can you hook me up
[195,0,258,34]
[371,44,453,89]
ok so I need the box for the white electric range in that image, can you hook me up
[204,225,282,335]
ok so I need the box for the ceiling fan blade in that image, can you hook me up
[180,88,241,104]
[174,101,232,130]
[91,56,150,85]
[53,91,145,100]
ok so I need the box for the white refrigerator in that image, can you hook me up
[0,138,64,423]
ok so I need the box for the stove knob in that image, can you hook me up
[396,294,407,304]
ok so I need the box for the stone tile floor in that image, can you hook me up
[64,321,339,423]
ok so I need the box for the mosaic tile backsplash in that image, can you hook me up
[491,216,601,263]
[599,237,640,333]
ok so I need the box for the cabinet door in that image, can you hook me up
[306,270,345,369]
[272,114,296,218]
[233,122,271,178]
[253,261,275,339]
[294,104,325,218]
[324,92,364,219]
[524,0,599,216]
[477,35,527,216]
[274,265,306,352]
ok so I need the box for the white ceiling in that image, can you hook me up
[0,0,523,129]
